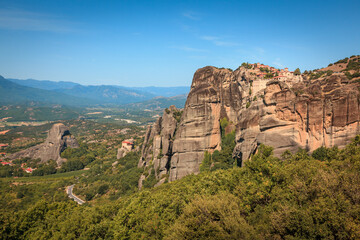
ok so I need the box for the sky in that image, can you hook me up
[0,0,359,87]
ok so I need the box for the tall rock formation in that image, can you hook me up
[8,123,79,165]
[139,105,180,179]
[140,61,360,184]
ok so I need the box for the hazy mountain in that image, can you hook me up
[8,78,80,90]
[53,85,155,104]
[8,78,189,104]
[130,86,190,97]
[0,76,95,106]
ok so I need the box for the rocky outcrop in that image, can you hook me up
[117,139,134,159]
[140,64,360,183]
[169,67,243,181]
[7,123,79,165]
[234,75,360,162]
[139,105,180,181]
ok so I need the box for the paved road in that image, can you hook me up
[67,184,85,205]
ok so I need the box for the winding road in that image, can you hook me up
[66,184,85,205]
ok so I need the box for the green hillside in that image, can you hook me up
[126,94,187,110]
[1,138,360,239]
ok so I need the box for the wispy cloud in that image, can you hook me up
[182,11,201,20]
[170,46,207,52]
[272,58,284,68]
[188,55,207,60]
[201,35,239,47]
[0,8,77,33]
[254,47,265,55]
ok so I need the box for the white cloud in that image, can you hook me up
[182,11,200,20]
[272,58,284,68]
[0,8,77,33]
[201,35,239,47]
[170,46,207,52]
[201,35,218,41]
[254,47,265,54]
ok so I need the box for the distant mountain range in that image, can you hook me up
[7,78,80,90]
[0,76,96,107]
[1,76,189,107]
[130,86,190,97]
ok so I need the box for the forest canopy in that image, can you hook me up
[1,137,360,239]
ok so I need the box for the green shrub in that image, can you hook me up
[220,117,229,137]
[264,73,274,79]
[294,68,301,75]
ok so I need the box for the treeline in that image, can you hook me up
[2,136,360,239]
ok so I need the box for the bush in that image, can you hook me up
[200,151,212,172]
[172,110,183,123]
[220,117,229,137]
[264,73,274,79]
[98,184,109,195]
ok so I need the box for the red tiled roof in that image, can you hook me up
[122,141,133,145]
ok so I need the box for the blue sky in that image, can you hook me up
[0,0,359,87]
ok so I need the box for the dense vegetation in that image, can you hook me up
[73,151,143,201]
[2,134,360,239]
[201,117,237,172]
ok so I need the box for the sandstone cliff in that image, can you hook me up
[8,123,79,165]
[139,105,180,182]
[140,60,360,183]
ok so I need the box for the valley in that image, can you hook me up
[1,0,359,238]
[1,56,360,239]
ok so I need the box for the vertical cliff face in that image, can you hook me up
[139,105,180,183]
[140,64,360,183]
[169,67,244,181]
[234,74,360,162]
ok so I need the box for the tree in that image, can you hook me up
[294,68,301,75]
[200,151,212,172]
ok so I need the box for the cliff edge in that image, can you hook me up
[139,57,360,184]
